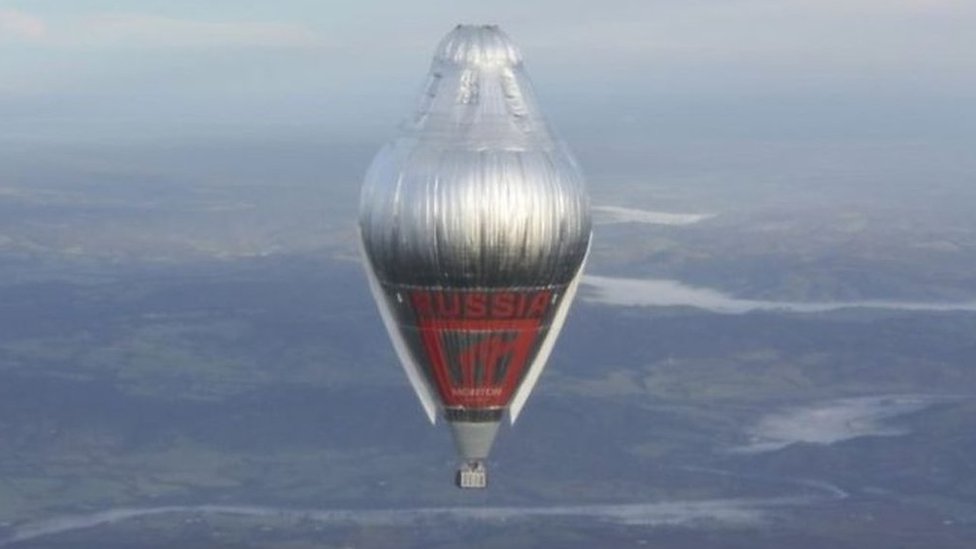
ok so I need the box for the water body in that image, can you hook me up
[582,275,976,314]
[592,206,714,226]
[731,395,955,454]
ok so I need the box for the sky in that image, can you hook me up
[1,0,973,147]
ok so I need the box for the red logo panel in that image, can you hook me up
[410,290,551,408]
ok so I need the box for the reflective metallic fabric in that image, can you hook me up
[359,24,591,288]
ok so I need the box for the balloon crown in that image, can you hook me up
[433,24,523,68]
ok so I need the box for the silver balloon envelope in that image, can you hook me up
[358,24,591,477]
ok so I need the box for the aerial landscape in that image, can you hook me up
[1,1,975,547]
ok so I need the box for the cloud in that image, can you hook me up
[0,9,46,40]
[73,14,322,49]
[806,0,969,12]
[593,206,714,226]
[730,395,952,454]
[582,275,976,314]
[520,0,975,93]
[0,10,321,49]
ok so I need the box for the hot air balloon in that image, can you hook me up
[359,24,591,488]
